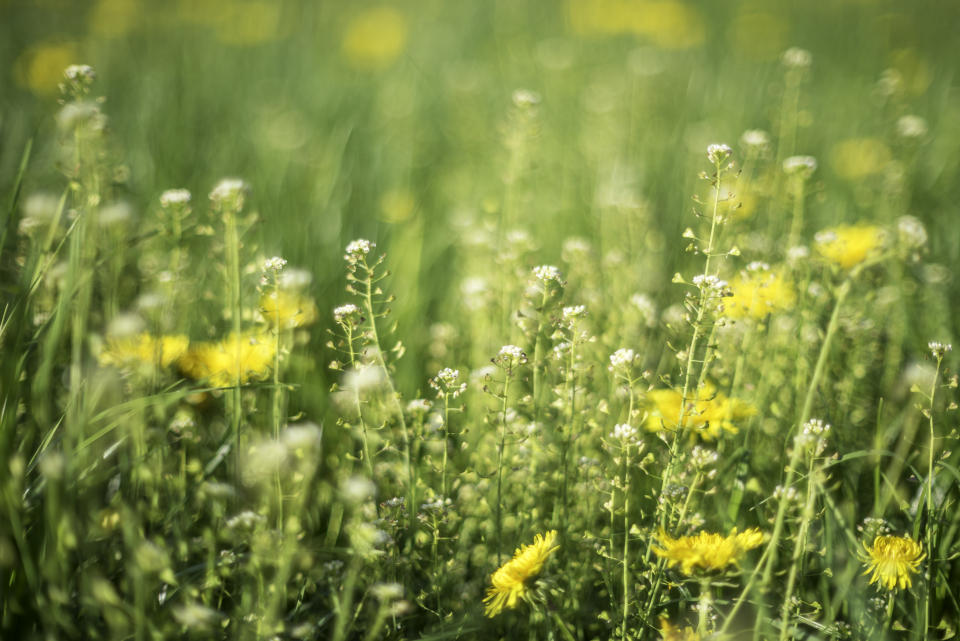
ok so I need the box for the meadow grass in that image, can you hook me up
[1,1,959,639]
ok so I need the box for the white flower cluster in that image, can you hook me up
[420,496,453,512]
[64,64,96,82]
[896,115,928,139]
[159,189,191,208]
[608,348,636,372]
[796,418,831,456]
[740,129,770,150]
[333,303,360,324]
[692,273,729,294]
[406,398,432,415]
[611,423,638,442]
[746,261,770,273]
[209,178,249,206]
[562,305,587,322]
[706,143,732,165]
[781,47,812,69]
[783,155,817,176]
[430,367,467,398]
[690,446,719,469]
[225,510,265,531]
[928,341,953,359]
[512,88,541,108]
[533,264,563,284]
[774,484,801,503]
[263,256,287,273]
[897,216,927,249]
[344,238,375,263]
[495,344,528,367]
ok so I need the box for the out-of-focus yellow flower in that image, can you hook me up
[379,189,416,223]
[99,333,189,370]
[644,383,756,440]
[567,0,704,49]
[659,617,701,641]
[88,0,141,37]
[727,11,787,61]
[215,1,281,46]
[814,224,887,270]
[890,48,931,96]
[179,332,275,387]
[829,138,891,180]
[259,289,318,329]
[13,40,80,96]
[341,7,408,70]
[484,530,559,617]
[726,270,795,320]
[862,535,924,591]
[653,528,764,575]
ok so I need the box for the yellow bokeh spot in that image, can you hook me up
[889,48,931,96]
[216,1,282,46]
[342,7,408,70]
[567,0,705,49]
[727,11,788,61]
[88,0,141,37]
[829,138,891,180]
[14,40,80,96]
[815,223,887,270]
[379,189,416,223]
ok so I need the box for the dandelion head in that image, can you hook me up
[814,224,887,269]
[483,530,559,617]
[861,535,924,591]
[653,528,763,575]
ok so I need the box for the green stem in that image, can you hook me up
[496,373,512,565]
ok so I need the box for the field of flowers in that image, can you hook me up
[1,1,959,639]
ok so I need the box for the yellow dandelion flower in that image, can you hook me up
[259,289,318,329]
[483,530,559,617]
[643,383,756,440]
[725,271,795,320]
[862,535,925,591]
[815,224,887,269]
[659,617,701,641]
[653,528,764,576]
[13,40,80,96]
[341,7,408,70]
[99,333,189,370]
[179,332,275,388]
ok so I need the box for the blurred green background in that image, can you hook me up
[3,0,960,412]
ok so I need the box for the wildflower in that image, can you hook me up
[159,189,191,209]
[653,528,764,575]
[483,530,559,617]
[495,345,528,368]
[333,303,361,324]
[512,89,541,108]
[643,383,756,440]
[259,289,318,329]
[263,256,287,273]
[861,535,925,590]
[532,264,563,284]
[897,216,927,249]
[99,333,189,370]
[430,368,467,398]
[561,305,587,322]
[611,423,638,442]
[725,270,795,320]
[928,341,952,359]
[179,332,275,387]
[896,115,928,139]
[209,178,249,209]
[659,617,701,641]
[608,348,636,372]
[706,143,732,165]
[630,293,658,327]
[814,224,887,269]
[782,155,817,177]
[344,238,375,264]
[740,129,770,151]
[406,398,432,415]
[781,47,812,69]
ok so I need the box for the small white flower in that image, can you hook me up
[928,341,952,359]
[209,178,249,206]
[562,305,587,322]
[496,344,527,366]
[611,423,638,442]
[787,246,810,263]
[512,89,541,108]
[781,47,812,69]
[430,368,467,398]
[740,129,770,149]
[263,256,287,273]
[707,143,733,165]
[344,239,375,263]
[630,293,658,327]
[64,64,96,82]
[608,348,636,371]
[897,216,927,249]
[532,264,563,284]
[406,399,432,415]
[896,115,928,139]
[333,303,360,323]
[159,189,191,208]
[783,155,818,176]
